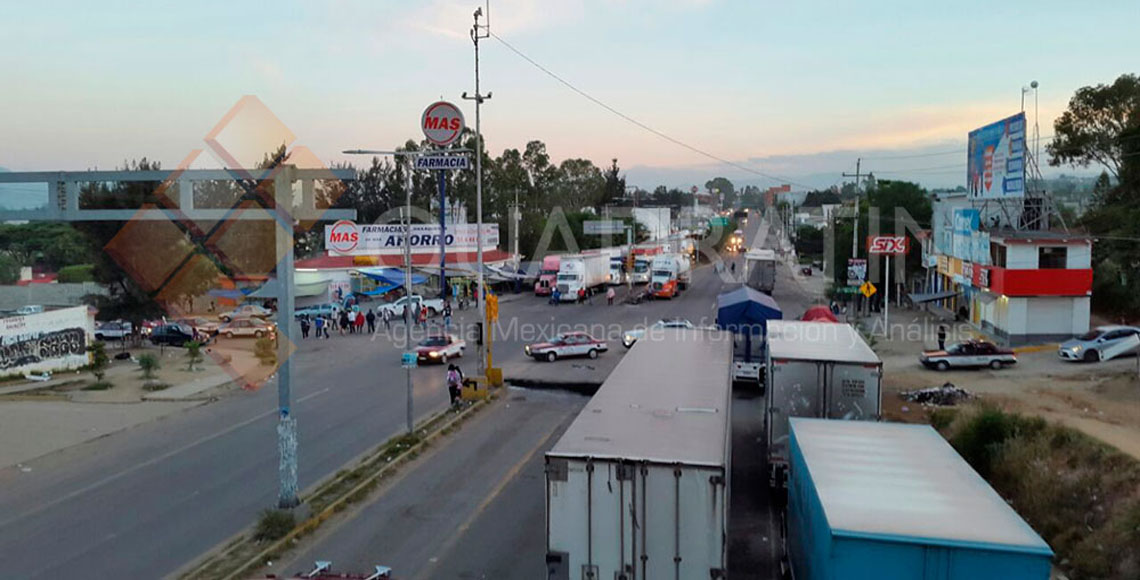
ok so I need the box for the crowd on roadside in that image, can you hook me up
[296,301,456,340]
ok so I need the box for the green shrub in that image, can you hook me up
[255,337,277,366]
[57,264,95,283]
[254,509,295,542]
[87,341,109,382]
[82,381,113,391]
[138,353,160,380]
[185,341,203,371]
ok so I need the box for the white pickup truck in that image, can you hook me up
[376,295,445,319]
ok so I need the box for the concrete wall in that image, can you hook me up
[0,283,107,311]
[1067,243,1092,269]
[1005,245,1038,269]
[1,305,92,375]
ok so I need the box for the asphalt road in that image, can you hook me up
[270,214,821,580]
[0,221,798,580]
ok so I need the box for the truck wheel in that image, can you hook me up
[936,361,949,371]
[588,349,598,359]
[989,359,1002,370]
[546,351,557,363]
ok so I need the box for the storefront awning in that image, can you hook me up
[974,291,999,305]
[908,290,959,304]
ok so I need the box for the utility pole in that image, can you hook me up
[403,161,414,434]
[843,157,862,260]
[463,4,492,376]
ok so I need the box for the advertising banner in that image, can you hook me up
[971,231,991,266]
[846,258,867,287]
[952,209,979,260]
[968,113,1026,199]
[325,220,499,256]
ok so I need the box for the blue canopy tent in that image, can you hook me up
[356,267,427,287]
[716,286,783,363]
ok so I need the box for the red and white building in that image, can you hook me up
[923,193,1092,346]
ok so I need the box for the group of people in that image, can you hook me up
[299,307,391,340]
[297,300,457,339]
[549,287,618,306]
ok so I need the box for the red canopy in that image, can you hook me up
[801,305,838,323]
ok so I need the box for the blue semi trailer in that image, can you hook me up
[787,418,1053,580]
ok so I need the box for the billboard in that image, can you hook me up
[847,258,867,287]
[968,112,1026,199]
[324,221,499,256]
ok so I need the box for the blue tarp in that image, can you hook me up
[356,267,427,286]
[207,288,249,299]
[716,286,783,335]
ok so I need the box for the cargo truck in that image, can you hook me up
[629,245,663,284]
[764,320,882,487]
[545,329,732,580]
[534,254,561,296]
[556,253,609,301]
[787,419,1053,580]
[743,248,777,294]
[648,253,692,299]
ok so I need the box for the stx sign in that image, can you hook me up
[867,236,909,255]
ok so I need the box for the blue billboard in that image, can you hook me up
[968,112,1026,199]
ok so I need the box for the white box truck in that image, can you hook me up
[556,253,610,301]
[764,320,882,487]
[545,329,732,580]
[743,248,777,294]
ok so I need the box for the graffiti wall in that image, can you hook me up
[1,306,92,375]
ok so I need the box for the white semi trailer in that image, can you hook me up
[545,329,733,580]
[764,320,882,487]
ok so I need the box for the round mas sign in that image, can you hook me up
[327,220,360,254]
[421,101,465,147]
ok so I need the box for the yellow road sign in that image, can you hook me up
[860,281,877,298]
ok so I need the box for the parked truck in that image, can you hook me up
[629,245,663,284]
[556,253,609,301]
[534,254,561,296]
[648,253,692,299]
[765,320,882,487]
[787,418,1053,580]
[743,248,777,294]
[545,329,732,580]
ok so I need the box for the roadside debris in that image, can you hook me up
[901,382,974,406]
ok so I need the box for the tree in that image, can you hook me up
[138,353,160,380]
[185,341,203,371]
[1047,73,1140,180]
[87,342,109,384]
[705,177,735,207]
[599,159,625,211]
[801,190,842,207]
[0,252,18,284]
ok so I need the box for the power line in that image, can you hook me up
[489,31,818,191]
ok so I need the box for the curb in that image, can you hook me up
[1013,343,1059,354]
[180,396,495,580]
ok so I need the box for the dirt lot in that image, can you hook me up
[874,310,1140,461]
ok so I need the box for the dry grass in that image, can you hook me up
[940,406,1140,579]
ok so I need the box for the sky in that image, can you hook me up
[1,0,1138,192]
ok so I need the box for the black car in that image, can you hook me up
[149,324,196,347]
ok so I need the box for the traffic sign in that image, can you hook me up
[401,352,418,368]
[836,286,859,294]
[860,281,877,298]
[421,101,465,146]
[867,235,909,255]
[584,220,624,235]
[414,155,469,170]
[691,185,699,194]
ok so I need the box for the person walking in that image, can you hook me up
[446,364,463,408]
[314,315,325,339]
[937,325,947,351]
[354,309,365,334]
[577,287,586,304]
[382,307,392,331]
[338,310,349,336]
[420,305,429,329]
[442,301,452,329]
[300,315,311,339]
[365,309,376,334]
[347,309,356,334]
[551,287,561,305]
[606,287,615,306]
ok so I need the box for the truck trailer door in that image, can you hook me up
[824,362,882,421]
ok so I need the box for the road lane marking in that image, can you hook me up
[412,416,564,580]
[0,387,331,528]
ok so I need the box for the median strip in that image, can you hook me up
[179,395,496,580]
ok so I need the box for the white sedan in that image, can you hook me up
[525,332,609,362]
[415,334,466,364]
[622,318,695,348]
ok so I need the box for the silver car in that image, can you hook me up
[1058,325,1140,362]
[622,318,694,348]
